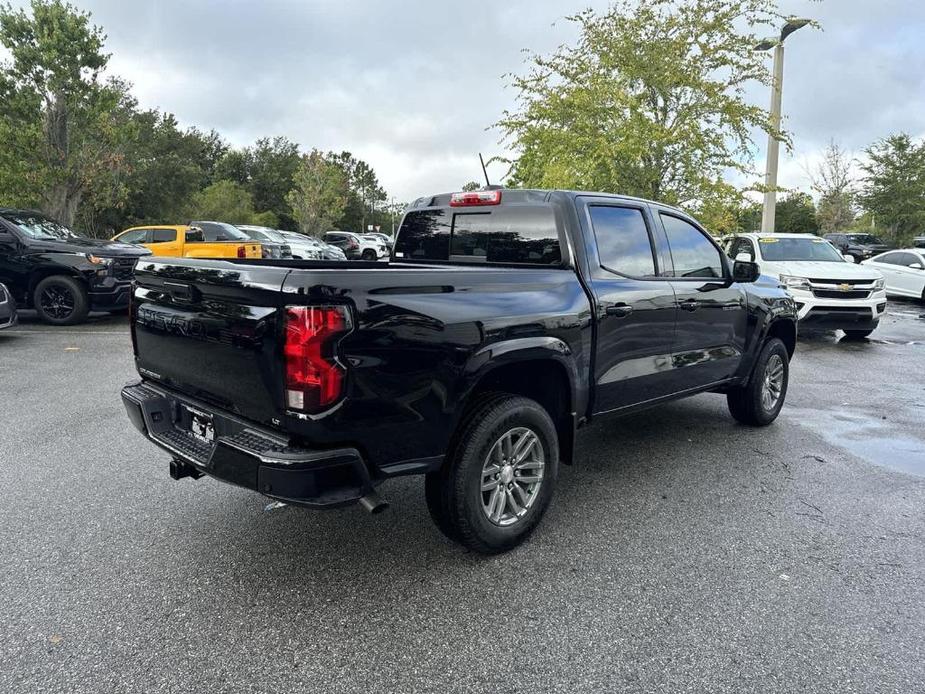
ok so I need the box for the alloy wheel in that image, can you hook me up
[761,354,785,411]
[480,427,545,527]
[40,285,76,320]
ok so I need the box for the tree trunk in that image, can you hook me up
[43,184,82,227]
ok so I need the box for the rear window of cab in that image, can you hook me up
[395,206,561,265]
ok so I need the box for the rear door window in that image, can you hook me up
[150,228,177,243]
[588,206,656,277]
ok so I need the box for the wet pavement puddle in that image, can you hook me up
[786,406,925,477]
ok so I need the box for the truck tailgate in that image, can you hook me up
[132,258,290,424]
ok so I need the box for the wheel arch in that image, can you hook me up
[457,338,579,465]
[766,318,797,358]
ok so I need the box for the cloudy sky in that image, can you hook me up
[10,0,925,201]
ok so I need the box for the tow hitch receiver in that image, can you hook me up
[170,458,204,481]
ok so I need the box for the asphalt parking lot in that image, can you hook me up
[2,302,924,694]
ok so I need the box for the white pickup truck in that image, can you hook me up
[723,233,886,339]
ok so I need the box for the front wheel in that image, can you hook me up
[425,394,559,554]
[34,275,89,325]
[727,337,790,426]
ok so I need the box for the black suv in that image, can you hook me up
[824,232,892,262]
[0,209,151,325]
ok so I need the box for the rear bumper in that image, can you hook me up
[121,381,374,508]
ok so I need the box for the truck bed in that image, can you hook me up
[130,255,590,473]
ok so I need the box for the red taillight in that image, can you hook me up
[284,306,352,412]
[349,241,358,250]
[237,245,246,258]
[449,190,502,207]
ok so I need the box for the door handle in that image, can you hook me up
[605,303,634,318]
[679,299,699,312]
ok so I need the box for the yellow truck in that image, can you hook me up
[112,224,263,259]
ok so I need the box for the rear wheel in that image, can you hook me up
[727,337,789,426]
[361,249,377,261]
[33,275,89,326]
[425,394,558,554]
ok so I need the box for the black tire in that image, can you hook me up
[425,393,559,554]
[361,249,377,261]
[843,327,876,340]
[727,337,789,427]
[33,275,89,326]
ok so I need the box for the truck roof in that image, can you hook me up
[409,188,685,214]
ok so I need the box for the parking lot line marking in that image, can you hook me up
[8,330,126,335]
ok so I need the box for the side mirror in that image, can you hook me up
[733,259,760,283]
[842,253,856,263]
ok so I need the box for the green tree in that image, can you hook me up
[287,150,347,236]
[77,111,224,235]
[860,133,925,244]
[811,141,855,232]
[327,151,386,232]
[214,136,301,229]
[495,0,794,208]
[461,181,481,192]
[185,180,257,223]
[775,191,818,234]
[0,0,131,225]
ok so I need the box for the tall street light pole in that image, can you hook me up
[755,17,810,233]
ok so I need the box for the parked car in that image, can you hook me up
[324,231,380,261]
[365,232,394,250]
[240,227,320,260]
[360,234,389,258]
[121,187,797,554]
[277,231,347,260]
[221,223,290,259]
[862,249,925,300]
[0,209,150,325]
[823,232,893,263]
[0,282,17,330]
[724,233,886,339]
[913,236,925,249]
[113,225,263,259]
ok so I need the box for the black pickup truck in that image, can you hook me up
[121,188,797,553]
[0,209,151,324]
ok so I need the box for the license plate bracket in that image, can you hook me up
[184,406,215,444]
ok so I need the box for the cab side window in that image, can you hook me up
[588,206,657,278]
[150,228,177,244]
[186,229,204,243]
[659,214,724,279]
[118,229,148,244]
